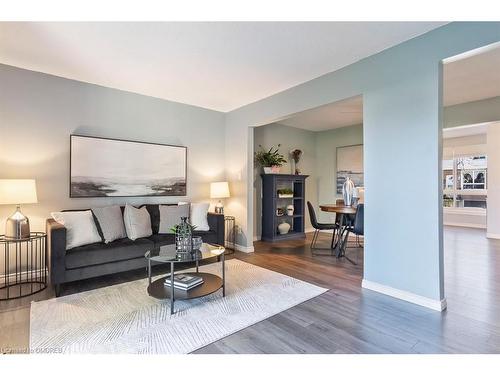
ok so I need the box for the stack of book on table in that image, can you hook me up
[164,274,204,290]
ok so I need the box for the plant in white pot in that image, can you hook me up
[254,144,287,174]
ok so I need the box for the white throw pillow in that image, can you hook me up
[92,205,127,243]
[123,204,152,240]
[51,210,102,250]
[158,204,190,234]
[190,202,210,231]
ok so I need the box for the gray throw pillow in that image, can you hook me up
[159,204,190,234]
[92,205,127,243]
[123,204,152,240]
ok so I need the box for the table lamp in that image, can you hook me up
[0,179,38,239]
[210,181,230,214]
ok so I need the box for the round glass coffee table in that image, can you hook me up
[145,243,226,314]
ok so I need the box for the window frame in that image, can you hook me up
[443,152,487,210]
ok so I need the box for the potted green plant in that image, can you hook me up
[277,188,294,198]
[254,144,287,174]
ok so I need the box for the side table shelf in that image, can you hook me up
[0,232,47,300]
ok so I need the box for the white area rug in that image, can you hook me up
[30,259,327,354]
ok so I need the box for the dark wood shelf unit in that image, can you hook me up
[261,174,308,242]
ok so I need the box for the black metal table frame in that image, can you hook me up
[1,232,47,300]
[147,251,225,314]
[224,215,236,254]
[331,214,356,265]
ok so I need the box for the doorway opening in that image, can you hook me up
[442,42,500,314]
[251,95,365,272]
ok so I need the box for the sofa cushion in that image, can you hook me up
[142,204,161,234]
[65,238,154,270]
[147,230,218,248]
[147,234,176,247]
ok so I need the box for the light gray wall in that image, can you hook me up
[0,64,226,239]
[225,22,500,304]
[253,123,317,238]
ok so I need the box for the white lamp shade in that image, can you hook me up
[210,181,230,199]
[0,179,38,205]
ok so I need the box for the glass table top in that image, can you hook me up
[145,243,225,264]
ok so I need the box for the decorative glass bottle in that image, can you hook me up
[342,177,355,206]
[175,216,192,253]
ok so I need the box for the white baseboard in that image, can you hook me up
[234,244,255,253]
[253,235,261,241]
[444,222,486,229]
[362,279,447,312]
[487,232,500,239]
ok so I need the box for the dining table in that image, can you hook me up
[319,204,357,264]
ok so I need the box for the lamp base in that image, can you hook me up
[215,201,224,215]
[5,206,31,239]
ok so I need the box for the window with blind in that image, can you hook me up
[443,155,487,209]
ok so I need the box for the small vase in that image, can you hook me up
[278,221,291,235]
[286,204,294,216]
[342,177,355,206]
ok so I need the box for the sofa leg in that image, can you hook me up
[54,284,61,297]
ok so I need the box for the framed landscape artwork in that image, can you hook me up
[336,144,364,194]
[70,135,187,197]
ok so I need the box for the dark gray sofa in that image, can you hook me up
[47,204,224,296]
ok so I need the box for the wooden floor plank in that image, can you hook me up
[1,226,500,354]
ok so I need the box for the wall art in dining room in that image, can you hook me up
[70,135,187,197]
[336,144,364,194]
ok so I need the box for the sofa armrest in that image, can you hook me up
[207,213,225,246]
[46,218,67,284]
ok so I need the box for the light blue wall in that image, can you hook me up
[226,22,500,302]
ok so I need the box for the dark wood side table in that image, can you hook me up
[0,232,47,300]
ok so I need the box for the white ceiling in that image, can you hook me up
[277,95,363,131]
[443,45,500,106]
[0,22,446,112]
[443,123,490,138]
[276,44,500,132]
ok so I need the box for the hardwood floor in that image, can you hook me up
[1,226,500,353]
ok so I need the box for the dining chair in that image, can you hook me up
[307,201,338,253]
[347,204,364,250]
